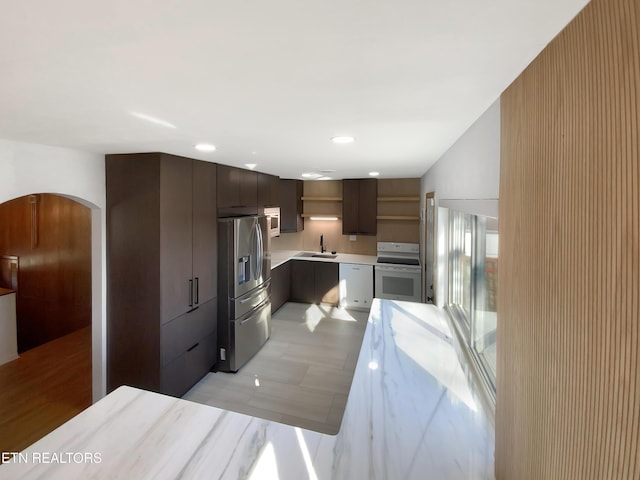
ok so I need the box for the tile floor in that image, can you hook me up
[183,302,369,434]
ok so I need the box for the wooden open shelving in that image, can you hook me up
[377,196,420,202]
[301,196,342,201]
[376,215,420,221]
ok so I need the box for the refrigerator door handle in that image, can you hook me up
[252,221,259,280]
[256,221,263,280]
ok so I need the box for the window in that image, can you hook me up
[447,210,497,391]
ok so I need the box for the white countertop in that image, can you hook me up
[270,249,379,269]
[0,299,494,479]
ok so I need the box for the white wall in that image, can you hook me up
[420,100,501,307]
[421,99,500,218]
[0,138,106,401]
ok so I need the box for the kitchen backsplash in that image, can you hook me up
[271,219,415,256]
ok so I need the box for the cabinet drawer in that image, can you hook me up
[160,331,217,397]
[161,298,217,366]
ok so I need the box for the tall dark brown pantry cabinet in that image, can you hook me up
[106,152,218,397]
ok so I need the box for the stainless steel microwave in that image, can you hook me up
[264,207,280,237]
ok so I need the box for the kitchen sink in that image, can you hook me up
[295,252,338,259]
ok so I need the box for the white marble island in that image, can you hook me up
[0,299,494,479]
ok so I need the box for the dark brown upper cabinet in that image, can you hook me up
[106,152,218,397]
[217,164,258,217]
[342,178,377,235]
[257,172,280,208]
[279,179,304,233]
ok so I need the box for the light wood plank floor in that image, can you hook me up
[0,327,92,459]
[184,302,369,434]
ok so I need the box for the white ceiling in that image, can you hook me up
[0,0,588,179]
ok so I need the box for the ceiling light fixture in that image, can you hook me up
[195,143,216,152]
[369,171,380,177]
[309,216,338,221]
[331,136,355,144]
[302,173,322,179]
[245,163,257,170]
[130,112,176,129]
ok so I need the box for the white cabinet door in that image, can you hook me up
[339,264,373,311]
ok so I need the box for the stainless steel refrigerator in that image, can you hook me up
[217,215,271,372]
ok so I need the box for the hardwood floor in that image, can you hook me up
[184,302,369,434]
[0,326,91,459]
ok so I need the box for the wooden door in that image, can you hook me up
[257,172,279,208]
[160,154,194,324]
[315,262,339,306]
[239,169,258,208]
[279,179,303,232]
[290,260,315,304]
[192,160,217,306]
[216,164,240,209]
[270,261,291,314]
[358,178,378,235]
[342,179,360,235]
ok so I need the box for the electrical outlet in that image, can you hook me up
[349,235,356,241]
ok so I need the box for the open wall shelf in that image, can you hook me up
[301,196,342,201]
[377,215,420,221]
[377,196,420,202]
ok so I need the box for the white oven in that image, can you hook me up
[375,265,422,302]
[375,242,422,302]
[264,207,280,238]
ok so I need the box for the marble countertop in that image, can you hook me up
[270,249,379,269]
[0,299,494,479]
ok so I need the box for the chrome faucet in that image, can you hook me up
[320,234,326,253]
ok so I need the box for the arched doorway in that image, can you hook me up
[0,193,92,454]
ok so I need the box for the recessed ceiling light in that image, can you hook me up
[317,176,332,181]
[195,143,216,152]
[331,136,355,144]
[302,172,322,179]
[130,112,176,129]
[369,171,380,177]
[245,163,257,170]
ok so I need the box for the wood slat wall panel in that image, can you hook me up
[497,0,640,478]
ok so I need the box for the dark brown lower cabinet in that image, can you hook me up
[161,298,218,397]
[289,260,339,306]
[271,262,291,314]
[290,261,315,304]
[161,332,216,397]
[315,262,339,306]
